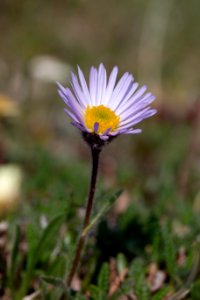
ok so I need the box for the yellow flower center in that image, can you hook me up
[84,105,120,134]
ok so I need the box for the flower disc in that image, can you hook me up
[84,105,120,134]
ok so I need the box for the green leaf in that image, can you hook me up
[116,253,127,274]
[161,223,176,280]
[41,275,66,289]
[191,279,200,300]
[82,189,123,237]
[35,213,65,260]
[74,294,87,300]
[152,287,171,300]
[27,213,65,272]
[89,284,100,299]
[17,213,65,299]
[8,224,20,289]
[130,259,149,300]
[98,263,109,298]
[130,258,144,278]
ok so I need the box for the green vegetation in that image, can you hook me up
[1,114,200,299]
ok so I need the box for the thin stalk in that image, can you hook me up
[66,147,100,288]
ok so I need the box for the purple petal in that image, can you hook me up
[125,128,142,134]
[56,81,67,95]
[111,75,135,110]
[116,85,148,115]
[120,95,156,121]
[119,108,157,129]
[100,135,109,141]
[96,64,105,105]
[102,127,111,135]
[71,121,86,131]
[77,66,91,104]
[65,88,83,115]
[93,122,99,132]
[98,64,107,105]
[109,73,133,108]
[71,72,88,107]
[89,66,98,106]
[113,81,138,111]
[103,66,118,105]
[64,108,79,123]
[120,107,152,126]
[58,89,68,105]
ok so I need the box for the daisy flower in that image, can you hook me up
[57,63,156,142]
[57,64,157,287]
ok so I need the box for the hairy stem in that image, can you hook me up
[66,147,100,288]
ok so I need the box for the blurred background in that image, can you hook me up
[0,0,200,298]
[0,0,199,210]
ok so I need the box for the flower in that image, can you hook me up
[57,63,157,141]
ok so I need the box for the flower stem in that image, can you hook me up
[66,146,101,288]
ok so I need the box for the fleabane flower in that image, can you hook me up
[57,63,157,142]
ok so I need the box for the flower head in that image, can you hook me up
[57,63,157,143]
